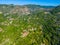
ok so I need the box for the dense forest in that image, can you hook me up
[0,4,60,45]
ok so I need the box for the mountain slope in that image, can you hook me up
[0,4,60,45]
[0,4,55,15]
[50,5,60,21]
[0,11,60,45]
[0,4,30,15]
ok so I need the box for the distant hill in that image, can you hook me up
[24,4,55,13]
[0,4,55,15]
[0,4,30,15]
[50,5,60,14]
[24,4,54,9]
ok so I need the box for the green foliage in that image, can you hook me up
[0,11,60,45]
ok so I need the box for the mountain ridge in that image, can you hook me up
[0,4,55,15]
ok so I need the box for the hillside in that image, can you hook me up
[50,5,60,30]
[50,5,60,14]
[0,4,55,15]
[0,4,60,45]
[0,4,30,15]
